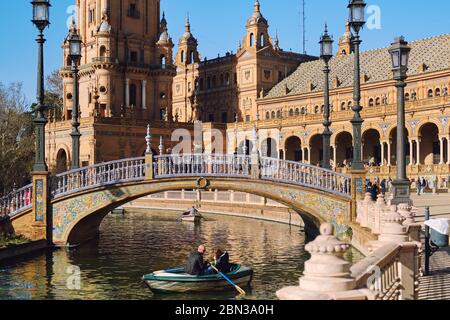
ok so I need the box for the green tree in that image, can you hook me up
[0,82,35,196]
[45,69,64,121]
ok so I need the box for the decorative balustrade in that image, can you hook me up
[153,154,251,178]
[0,184,33,218]
[352,243,403,300]
[51,157,145,198]
[260,157,351,198]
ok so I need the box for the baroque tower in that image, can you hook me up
[60,0,175,122]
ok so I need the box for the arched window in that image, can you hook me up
[428,89,434,98]
[260,33,264,47]
[368,98,374,107]
[348,101,353,109]
[271,111,276,119]
[161,55,166,65]
[277,110,282,119]
[225,73,230,86]
[99,46,107,57]
[301,107,306,115]
[321,105,325,113]
[181,50,185,63]
[341,102,346,111]
[295,108,300,116]
[190,51,195,64]
[375,97,381,106]
[314,105,320,114]
[289,109,294,117]
[249,33,254,47]
[405,93,410,101]
[265,112,270,120]
[435,88,441,97]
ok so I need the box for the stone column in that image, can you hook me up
[387,141,392,166]
[142,80,147,110]
[125,78,130,107]
[302,148,306,164]
[307,147,311,165]
[276,223,358,300]
[416,139,421,165]
[381,142,385,166]
[439,137,444,164]
[447,136,450,165]
[332,145,337,169]
[409,140,414,165]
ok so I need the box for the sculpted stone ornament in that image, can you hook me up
[196,178,209,190]
[276,223,356,300]
[378,205,409,243]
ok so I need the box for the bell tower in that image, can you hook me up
[175,16,200,66]
[337,22,353,57]
[242,0,270,51]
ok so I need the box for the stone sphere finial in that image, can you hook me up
[305,223,349,254]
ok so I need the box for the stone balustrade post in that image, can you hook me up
[251,126,261,179]
[144,125,154,180]
[378,205,409,244]
[277,223,361,300]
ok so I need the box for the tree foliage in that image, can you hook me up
[0,82,35,196]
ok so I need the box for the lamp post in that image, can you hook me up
[31,0,51,172]
[348,0,366,171]
[320,24,334,170]
[389,36,412,205]
[67,20,82,169]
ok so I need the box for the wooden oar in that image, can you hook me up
[154,267,184,274]
[210,265,246,296]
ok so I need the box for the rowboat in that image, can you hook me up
[181,213,202,223]
[142,265,253,294]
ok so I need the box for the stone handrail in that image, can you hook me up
[0,184,33,218]
[351,242,402,300]
[260,157,351,198]
[153,154,252,178]
[51,157,146,198]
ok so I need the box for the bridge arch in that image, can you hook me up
[51,177,350,246]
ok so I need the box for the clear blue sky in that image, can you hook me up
[1,0,449,103]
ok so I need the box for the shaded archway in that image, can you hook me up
[389,127,410,165]
[362,129,381,165]
[56,149,68,174]
[285,136,302,162]
[419,123,439,165]
[335,132,353,167]
[309,135,323,166]
[238,140,254,156]
[261,138,278,158]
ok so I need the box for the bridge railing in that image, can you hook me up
[154,154,251,178]
[0,184,33,218]
[260,157,351,198]
[51,157,146,198]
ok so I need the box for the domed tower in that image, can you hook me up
[337,21,353,57]
[156,12,174,65]
[242,0,270,51]
[175,16,200,66]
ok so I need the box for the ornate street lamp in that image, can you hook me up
[31,0,51,172]
[348,0,366,171]
[67,20,82,169]
[320,24,334,170]
[389,36,411,205]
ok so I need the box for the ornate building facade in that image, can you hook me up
[171,0,317,124]
[228,31,450,186]
[47,0,187,172]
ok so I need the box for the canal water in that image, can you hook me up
[0,210,363,300]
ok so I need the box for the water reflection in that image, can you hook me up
[0,210,363,300]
